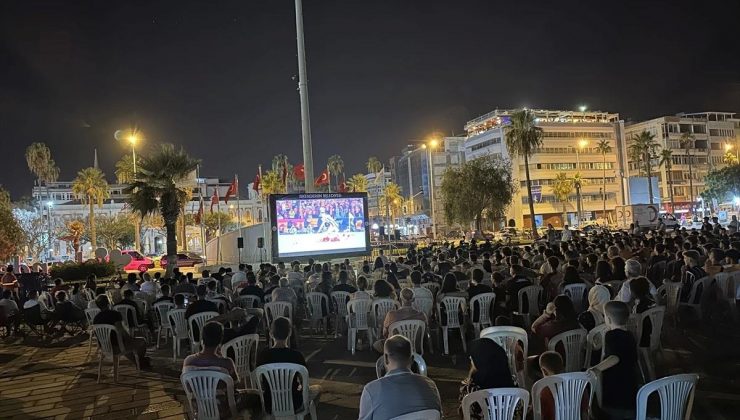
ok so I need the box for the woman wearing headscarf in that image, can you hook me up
[577,285,611,332]
[459,338,519,419]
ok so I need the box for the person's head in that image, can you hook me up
[539,351,564,377]
[471,268,484,283]
[5,265,13,273]
[357,276,368,291]
[174,293,185,307]
[552,295,577,322]
[270,317,292,345]
[321,271,332,283]
[383,334,413,370]
[95,294,110,310]
[246,272,257,285]
[494,315,511,326]
[595,260,612,281]
[202,321,224,350]
[410,270,422,285]
[123,289,134,300]
[196,284,207,298]
[625,259,642,279]
[399,288,414,306]
[278,277,289,288]
[127,273,137,284]
[373,279,393,298]
[604,300,630,328]
[710,248,726,265]
[56,290,67,302]
[682,250,700,267]
[1,290,11,300]
[547,256,559,272]
[630,276,651,301]
[441,273,458,293]
[338,270,349,284]
[588,285,611,312]
[373,257,384,270]
[563,266,580,283]
[207,280,217,292]
[158,284,170,297]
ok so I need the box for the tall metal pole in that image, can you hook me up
[294,0,315,192]
[132,143,141,252]
[197,165,207,263]
[427,148,437,240]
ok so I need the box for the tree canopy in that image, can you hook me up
[702,164,740,203]
[0,187,23,260]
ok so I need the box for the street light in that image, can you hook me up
[46,201,53,261]
[725,142,739,161]
[426,137,440,241]
[574,139,588,226]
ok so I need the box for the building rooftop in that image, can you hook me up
[464,108,620,135]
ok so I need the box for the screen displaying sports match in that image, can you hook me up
[270,193,371,260]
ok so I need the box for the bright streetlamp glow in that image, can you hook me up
[128,134,138,145]
[579,105,587,112]
[46,201,53,207]
[428,138,439,148]
[734,196,740,206]
[725,143,733,151]
[578,139,588,149]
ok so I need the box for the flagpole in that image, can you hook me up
[216,188,222,264]
[236,174,242,264]
[327,164,331,192]
[197,165,207,263]
[259,164,266,263]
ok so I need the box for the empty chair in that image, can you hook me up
[547,329,587,373]
[515,285,543,327]
[712,272,738,321]
[167,308,188,361]
[305,292,330,337]
[563,284,590,313]
[331,291,351,338]
[390,409,441,420]
[253,363,318,420]
[480,326,528,387]
[114,305,147,338]
[438,296,467,355]
[187,311,219,353]
[371,298,399,336]
[470,292,496,336]
[636,373,698,420]
[91,324,140,383]
[234,295,261,309]
[375,353,428,378]
[84,308,101,350]
[152,301,175,349]
[678,276,708,320]
[389,319,426,355]
[181,370,240,420]
[532,372,595,420]
[635,306,665,382]
[657,280,682,326]
[584,323,608,369]
[222,333,259,387]
[347,299,374,355]
[461,387,530,420]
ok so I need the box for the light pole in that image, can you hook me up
[574,139,588,226]
[127,132,142,252]
[426,139,439,240]
[46,201,53,261]
[294,0,315,192]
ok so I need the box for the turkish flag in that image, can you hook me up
[210,189,219,212]
[224,178,237,204]
[314,169,329,186]
[253,172,261,192]
[194,199,204,224]
[293,163,305,180]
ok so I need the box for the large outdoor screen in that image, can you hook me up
[269,193,370,260]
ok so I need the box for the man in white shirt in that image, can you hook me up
[23,290,53,319]
[615,259,657,303]
[231,264,248,290]
[561,225,573,242]
[0,290,20,333]
[139,273,158,295]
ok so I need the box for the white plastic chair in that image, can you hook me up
[438,296,467,355]
[134,291,154,305]
[153,301,175,349]
[84,308,101,351]
[636,306,665,381]
[563,284,590,313]
[265,301,293,326]
[515,285,543,327]
[253,363,318,420]
[181,369,239,420]
[635,373,698,420]
[331,291,351,338]
[372,298,399,336]
[583,323,608,369]
[114,305,147,338]
[422,282,440,297]
[305,292,330,337]
[532,372,595,420]
[470,292,496,336]
[390,409,440,420]
[480,326,528,387]
[234,295,261,309]
[347,299,373,355]
[658,280,682,326]
[375,353,428,378]
[412,296,434,319]
[167,308,188,361]
[713,272,738,321]
[91,324,140,383]
[222,334,259,387]
[548,329,587,373]
[679,276,708,320]
[187,311,219,353]
[389,319,426,355]
[461,387,530,420]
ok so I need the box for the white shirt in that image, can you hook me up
[561,229,572,242]
[411,287,433,300]
[615,278,657,303]
[23,298,50,312]
[140,280,158,295]
[231,271,247,288]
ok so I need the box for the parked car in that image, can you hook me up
[159,252,204,269]
[121,250,155,272]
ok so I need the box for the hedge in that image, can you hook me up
[49,260,116,280]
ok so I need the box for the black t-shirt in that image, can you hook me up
[256,348,307,413]
[602,329,638,410]
[240,285,265,302]
[93,309,124,349]
[154,296,174,304]
[332,283,357,294]
[726,249,740,264]
[185,299,219,319]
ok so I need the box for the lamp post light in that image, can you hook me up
[426,138,439,241]
[725,142,739,162]
[46,201,53,261]
[573,139,588,226]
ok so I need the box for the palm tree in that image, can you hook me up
[629,130,661,204]
[271,154,290,191]
[595,139,612,219]
[260,170,285,196]
[346,173,368,192]
[505,109,543,237]
[723,151,738,165]
[25,142,60,189]
[114,154,137,184]
[380,182,402,225]
[551,172,573,225]
[679,132,695,213]
[327,154,344,192]
[72,167,110,251]
[366,157,382,175]
[125,144,199,276]
[366,157,384,221]
[659,149,675,213]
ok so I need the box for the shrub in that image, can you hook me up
[49,260,116,280]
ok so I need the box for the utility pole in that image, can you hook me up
[294,0,315,192]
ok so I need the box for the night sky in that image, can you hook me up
[2,0,739,199]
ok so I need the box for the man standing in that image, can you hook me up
[359,335,441,420]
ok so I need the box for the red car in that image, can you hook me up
[121,250,155,272]
[159,252,204,269]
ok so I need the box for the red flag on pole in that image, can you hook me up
[224,177,238,204]
[314,169,329,186]
[210,188,219,212]
[194,198,204,224]
[293,163,305,180]
[252,172,261,193]
[338,174,348,193]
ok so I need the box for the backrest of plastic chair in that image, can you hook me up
[168,309,188,337]
[390,409,441,420]
[92,324,124,356]
[222,334,260,382]
[374,353,428,379]
[637,306,665,351]
[548,329,587,373]
[348,299,372,328]
[253,363,310,417]
[635,373,698,420]
[439,296,466,328]
[373,299,399,326]
[462,387,530,420]
[264,301,292,325]
[181,369,236,420]
[389,319,425,352]
[480,326,529,378]
[584,323,608,367]
[687,276,708,305]
[234,295,258,309]
[331,291,351,316]
[470,292,496,324]
[412,296,434,318]
[532,372,594,420]
[713,272,733,298]
[518,285,542,316]
[305,292,328,319]
[133,299,148,318]
[153,302,175,327]
[134,291,153,304]
[563,284,589,312]
[114,305,133,329]
[661,281,682,313]
[84,308,101,325]
[188,311,219,342]
[422,282,440,297]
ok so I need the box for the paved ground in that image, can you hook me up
[1,312,739,419]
